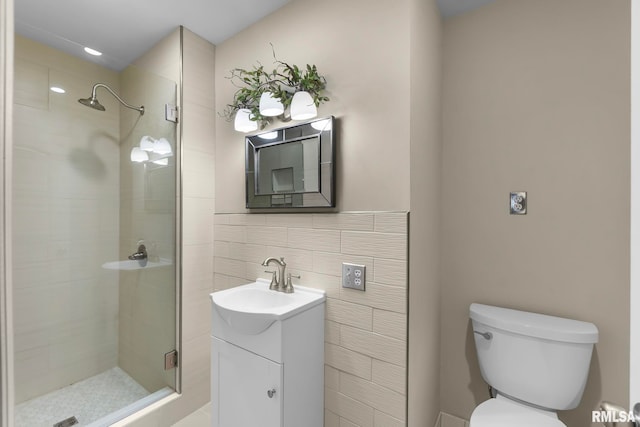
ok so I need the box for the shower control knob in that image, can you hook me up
[267,388,276,398]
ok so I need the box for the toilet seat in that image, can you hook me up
[469,395,566,427]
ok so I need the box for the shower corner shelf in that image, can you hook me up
[101,258,172,271]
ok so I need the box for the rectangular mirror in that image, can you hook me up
[246,116,335,208]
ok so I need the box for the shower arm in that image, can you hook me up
[91,83,145,115]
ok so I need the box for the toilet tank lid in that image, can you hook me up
[470,303,599,344]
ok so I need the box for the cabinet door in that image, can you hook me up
[212,337,283,427]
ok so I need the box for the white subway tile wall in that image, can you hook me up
[213,212,408,426]
[12,36,121,403]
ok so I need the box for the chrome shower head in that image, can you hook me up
[78,96,106,111]
[78,83,144,115]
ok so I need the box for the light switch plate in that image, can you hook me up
[342,263,366,291]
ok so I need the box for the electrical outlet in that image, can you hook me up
[342,263,366,291]
[510,191,527,215]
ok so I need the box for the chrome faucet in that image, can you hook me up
[128,244,147,261]
[261,257,289,292]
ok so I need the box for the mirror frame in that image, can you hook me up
[245,116,336,209]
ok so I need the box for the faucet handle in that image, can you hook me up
[283,273,300,293]
[265,270,278,290]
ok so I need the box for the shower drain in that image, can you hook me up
[53,416,78,427]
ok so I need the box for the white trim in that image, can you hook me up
[87,387,175,427]
[631,0,640,410]
[110,393,181,427]
[0,0,14,424]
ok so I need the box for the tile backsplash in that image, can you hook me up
[213,212,408,426]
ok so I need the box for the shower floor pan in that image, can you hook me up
[15,367,169,427]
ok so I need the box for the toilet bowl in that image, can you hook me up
[468,303,598,427]
[470,394,565,426]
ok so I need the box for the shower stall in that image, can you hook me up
[9,31,181,426]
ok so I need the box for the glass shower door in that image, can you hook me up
[12,34,179,427]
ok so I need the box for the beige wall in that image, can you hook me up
[408,0,442,425]
[213,0,444,425]
[441,1,631,425]
[213,0,415,420]
[214,0,412,213]
[12,35,121,403]
[177,26,216,415]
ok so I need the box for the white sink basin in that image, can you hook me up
[211,279,326,335]
[101,258,172,271]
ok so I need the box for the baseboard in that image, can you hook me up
[437,412,470,427]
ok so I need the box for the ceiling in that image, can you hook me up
[15,0,495,71]
[15,0,293,70]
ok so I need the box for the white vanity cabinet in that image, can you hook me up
[210,279,325,427]
[212,338,283,426]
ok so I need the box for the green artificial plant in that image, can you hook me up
[221,46,329,128]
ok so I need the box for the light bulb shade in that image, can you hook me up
[311,118,332,131]
[140,135,155,151]
[130,147,149,163]
[290,91,317,120]
[259,92,284,117]
[154,138,172,155]
[258,131,279,140]
[234,108,258,132]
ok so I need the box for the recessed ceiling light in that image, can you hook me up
[50,87,66,94]
[84,47,102,56]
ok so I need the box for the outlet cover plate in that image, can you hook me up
[342,263,366,291]
[510,191,527,215]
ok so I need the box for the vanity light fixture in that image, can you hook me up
[259,92,284,117]
[222,47,329,133]
[139,135,155,151]
[258,131,279,140]
[290,91,317,121]
[311,118,332,131]
[130,147,149,163]
[50,86,66,94]
[83,47,103,56]
[234,109,258,133]
[130,136,173,165]
[154,138,172,155]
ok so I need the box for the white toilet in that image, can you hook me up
[469,303,599,427]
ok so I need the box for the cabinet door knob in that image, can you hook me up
[267,388,276,398]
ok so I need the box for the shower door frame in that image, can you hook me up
[632,0,640,410]
[0,0,14,424]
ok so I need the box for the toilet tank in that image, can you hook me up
[470,303,598,411]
